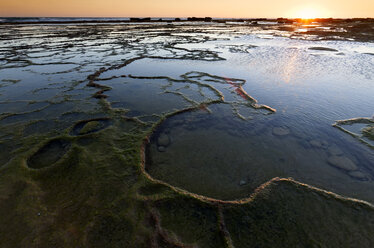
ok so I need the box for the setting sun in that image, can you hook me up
[297,8,319,19]
[287,5,330,19]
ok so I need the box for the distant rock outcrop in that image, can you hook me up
[130,17,151,22]
[187,17,212,22]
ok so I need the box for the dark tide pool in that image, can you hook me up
[146,103,374,201]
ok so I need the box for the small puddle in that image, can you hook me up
[28,139,71,169]
[71,118,112,136]
[308,46,338,52]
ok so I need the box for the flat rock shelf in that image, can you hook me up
[0,21,374,248]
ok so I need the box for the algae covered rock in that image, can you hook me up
[362,126,374,140]
[327,156,358,171]
[223,179,374,248]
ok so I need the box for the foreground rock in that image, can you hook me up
[224,178,374,248]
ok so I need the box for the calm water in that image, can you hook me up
[0,23,373,202]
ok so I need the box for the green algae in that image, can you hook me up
[1,110,374,247]
[153,195,226,248]
[223,178,374,247]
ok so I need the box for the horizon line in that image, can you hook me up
[2,16,374,19]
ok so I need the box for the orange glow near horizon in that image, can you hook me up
[287,5,330,19]
[0,0,374,18]
[295,8,320,19]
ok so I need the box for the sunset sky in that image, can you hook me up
[1,0,374,18]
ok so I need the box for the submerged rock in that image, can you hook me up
[239,179,247,186]
[328,145,344,156]
[299,140,312,149]
[157,146,166,152]
[327,156,358,171]
[310,139,329,149]
[272,126,290,136]
[348,171,367,180]
[157,133,170,147]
